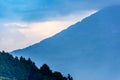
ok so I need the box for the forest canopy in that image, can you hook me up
[0,51,73,80]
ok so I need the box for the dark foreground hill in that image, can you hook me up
[12,5,120,80]
[0,51,72,80]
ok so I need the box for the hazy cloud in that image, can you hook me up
[0,11,96,51]
[0,25,26,51]
[0,0,119,22]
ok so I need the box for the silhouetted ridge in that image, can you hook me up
[0,51,72,80]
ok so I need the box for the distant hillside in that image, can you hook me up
[12,5,120,80]
[0,51,72,80]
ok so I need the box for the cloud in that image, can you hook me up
[0,10,96,51]
[0,26,26,51]
[3,23,29,29]
[0,0,119,22]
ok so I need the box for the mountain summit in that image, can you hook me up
[12,5,120,80]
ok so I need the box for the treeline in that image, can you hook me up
[0,51,73,80]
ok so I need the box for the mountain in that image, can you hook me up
[12,5,120,80]
[0,51,71,80]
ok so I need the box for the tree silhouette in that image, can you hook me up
[67,74,73,80]
[0,51,73,80]
[40,64,52,76]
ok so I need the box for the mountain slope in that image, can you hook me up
[12,5,120,80]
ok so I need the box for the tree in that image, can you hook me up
[53,72,64,80]
[67,74,73,80]
[39,64,52,76]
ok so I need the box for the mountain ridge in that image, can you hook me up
[12,5,120,80]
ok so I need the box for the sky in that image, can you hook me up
[0,0,120,52]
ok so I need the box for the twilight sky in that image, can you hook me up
[0,0,120,51]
